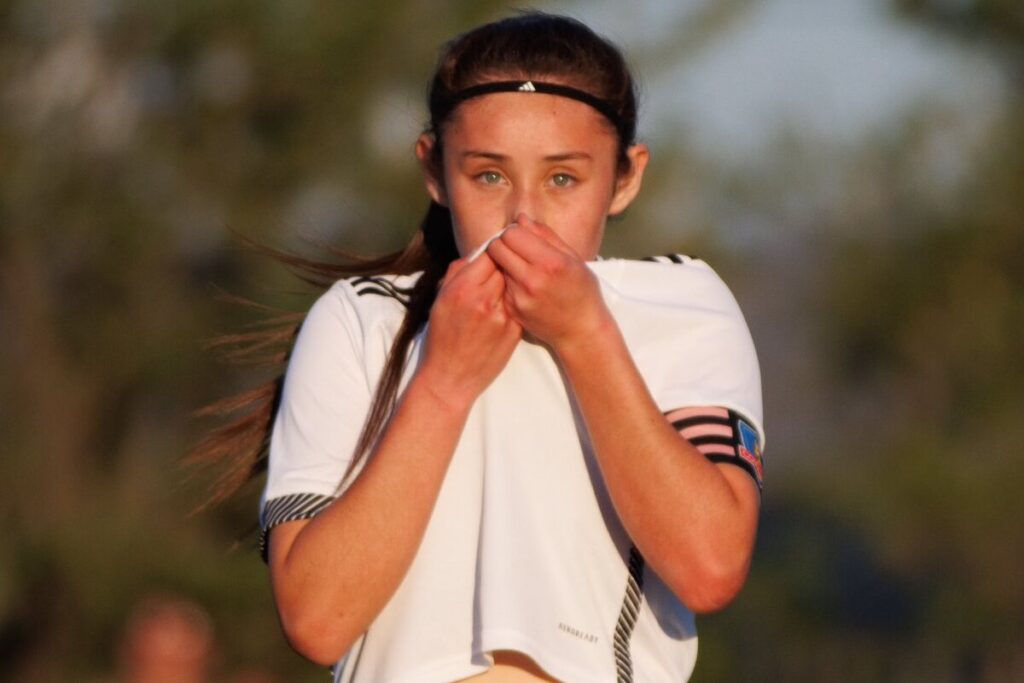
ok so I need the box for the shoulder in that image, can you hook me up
[637,253,701,266]
[287,272,420,363]
[593,254,764,437]
[345,273,419,306]
[595,252,714,276]
[591,254,738,309]
[309,272,420,326]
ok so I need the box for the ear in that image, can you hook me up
[416,133,448,207]
[608,143,650,216]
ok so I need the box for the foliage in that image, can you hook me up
[1,0,1020,681]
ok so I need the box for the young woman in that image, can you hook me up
[205,12,764,683]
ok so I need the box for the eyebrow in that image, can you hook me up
[460,150,593,162]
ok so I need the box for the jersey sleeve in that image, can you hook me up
[258,281,373,558]
[593,257,766,487]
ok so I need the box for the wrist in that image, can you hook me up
[407,365,477,417]
[551,306,619,366]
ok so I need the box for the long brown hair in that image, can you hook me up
[187,11,640,506]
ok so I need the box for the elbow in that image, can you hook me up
[682,578,744,614]
[662,554,752,615]
[267,526,362,666]
[277,603,357,667]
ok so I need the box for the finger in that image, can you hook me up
[477,262,506,300]
[495,316,524,352]
[494,224,581,289]
[486,230,533,285]
[445,263,504,318]
[442,257,468,282]
[450,251,497,285]
[503,221,579,267]
[501,278,528,326]
[512,214,577,256]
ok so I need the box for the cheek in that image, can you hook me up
[546,205,607,259]
[446,186,507,255]
[563,185,615,238]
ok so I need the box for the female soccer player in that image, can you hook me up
[211,12,764,683]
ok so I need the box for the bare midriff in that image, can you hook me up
[456,651,560,682]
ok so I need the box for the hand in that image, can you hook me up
[417,254,522,410]
[486,215,613,352]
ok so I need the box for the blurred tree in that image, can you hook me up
[896,0,1024,59]
[699,3,1024,680]
[814,114,1023,679]
[694,2,1024,680]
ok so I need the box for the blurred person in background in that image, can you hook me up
[115,595,214,683]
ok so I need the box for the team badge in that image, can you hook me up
[736,418,763,482]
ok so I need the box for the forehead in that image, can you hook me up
[444,92,618,153]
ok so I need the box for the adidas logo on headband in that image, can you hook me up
[439,80,626,139]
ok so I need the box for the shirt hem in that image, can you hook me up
[479,628,612,683]
[334,652,486,683]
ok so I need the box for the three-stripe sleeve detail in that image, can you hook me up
[640,253,693,265]
[259,493,335,561]
[351,276,410,305]
[668,407,764,490]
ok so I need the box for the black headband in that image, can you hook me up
[438,80,626,140]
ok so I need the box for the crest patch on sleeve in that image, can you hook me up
[736,417,764,482]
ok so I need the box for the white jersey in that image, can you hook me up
[260,256,765,683]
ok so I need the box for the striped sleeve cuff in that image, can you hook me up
[259,493,335,562]
[667,407,764,490]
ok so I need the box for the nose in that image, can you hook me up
[506,186,542,226]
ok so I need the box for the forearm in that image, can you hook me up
[554,317,759,613]
[268,371,471,664]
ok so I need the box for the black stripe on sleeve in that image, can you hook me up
[259,493,335,562]
[706,452,760,484]
[667,409,764,491]
[686,434,737,448]
[670,415,732,431]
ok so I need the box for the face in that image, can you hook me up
[417,90,648,260]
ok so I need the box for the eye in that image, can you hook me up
[551,173,575,188]
[478,171,504,185]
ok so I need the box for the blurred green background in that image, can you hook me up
[1,1,1021,681]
